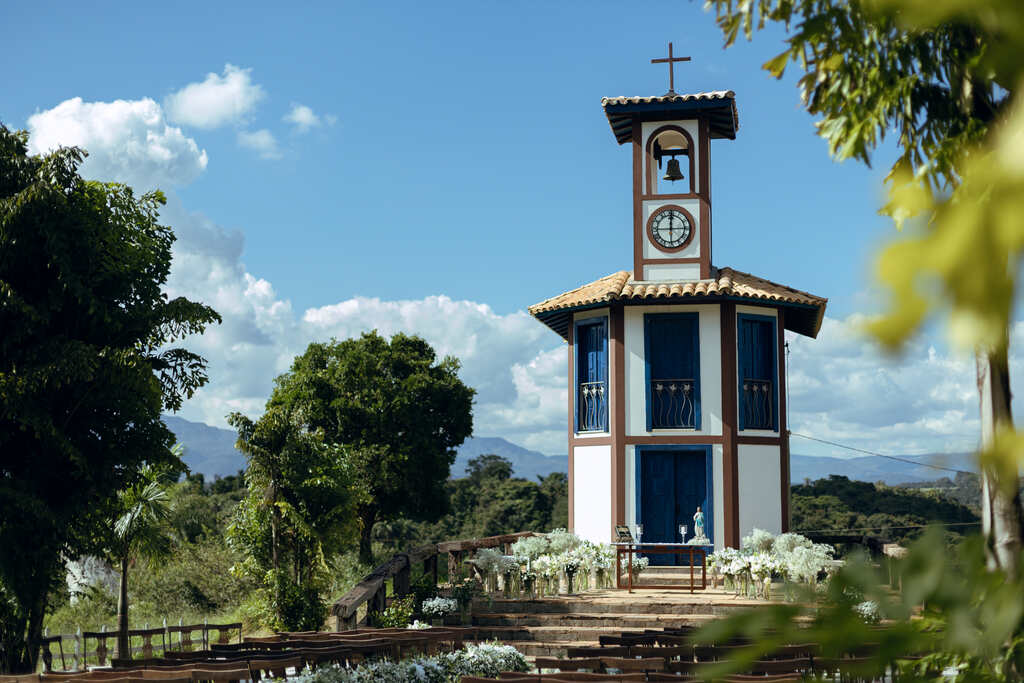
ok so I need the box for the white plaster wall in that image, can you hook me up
[625,443,724,551]
[642,120,701,194]
[643,263,700,281]
[737,444,782,540]
[641,198,702,261]
[573,445,613,544]
[734,305,781,437]
[624,304,722,437]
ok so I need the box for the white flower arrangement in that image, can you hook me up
[421,596,458,617]
[854,600,881,624]
[709,530,834,599]
[406,619,431,630]
[285,641,528,683]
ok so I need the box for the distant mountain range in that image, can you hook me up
[164,416,975,485]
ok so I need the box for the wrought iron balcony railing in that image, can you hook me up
[650,378,696,429]
[741,378,774,430]
[578,381,608,432]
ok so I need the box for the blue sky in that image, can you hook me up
[5,0,1003,460]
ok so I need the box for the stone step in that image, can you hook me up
[474,612,719,628]
[472,617,718,644]
[472,591,761,616]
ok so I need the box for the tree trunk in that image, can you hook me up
[271,496,280,572]
[977,348,1023,576]
[358,507,376,566]
[116,556,131,660]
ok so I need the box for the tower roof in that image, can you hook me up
[529,267,827,340]
[601,90,739,144]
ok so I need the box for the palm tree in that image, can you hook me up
[112,467,171,661]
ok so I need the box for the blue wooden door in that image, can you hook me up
[639,449,709,566]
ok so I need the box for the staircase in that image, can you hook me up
[469,568,768,657]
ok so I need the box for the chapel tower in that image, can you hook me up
[529,47,827,551]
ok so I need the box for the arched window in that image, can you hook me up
[645,125,695,196]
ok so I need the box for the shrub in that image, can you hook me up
[372,595,415,628]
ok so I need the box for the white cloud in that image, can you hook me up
[164,64,265,129]
[786,316,984,458]
[283,103,323,133]
[237,129,281,159]
[26,97,208,191]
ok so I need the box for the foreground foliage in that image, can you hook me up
[0,127,219,673]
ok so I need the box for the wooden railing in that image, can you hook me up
[39,622,241,671]
[330,531,538,630]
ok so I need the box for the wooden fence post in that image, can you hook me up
[424,555,438,587]
[394,555,410,597]
[367,584,387,626]
[448,550,460,579]
[74,627,81,671]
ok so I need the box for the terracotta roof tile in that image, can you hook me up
[600,90,736,107]
[601,91,740,143]
[529,267,827,338]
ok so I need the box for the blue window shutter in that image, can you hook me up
[575,318,609,432]
[644,313,700,430]
[737,314,778,431]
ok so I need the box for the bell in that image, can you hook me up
[663,157,684,182]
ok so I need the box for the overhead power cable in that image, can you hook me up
[788,431,972,475]
[793,521,981,534]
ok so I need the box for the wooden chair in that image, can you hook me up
[598,634,657,647]
[248,656,304,681]
[161,651,217,662]
[187,669,249,683]
[598,657,666,673]
[564,647,629,659]
[813,656,887,682]
[694,644,748,662]
[628,645,691,660]
[666,660,702,676]
[37,672,90,682]
[540,674,646,681]
[136,673,193,682]
[654,634,694,647]
[747,657,811,676]
[534,658,602,672]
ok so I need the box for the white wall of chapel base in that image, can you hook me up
[737,444,783,540]
[572,444,613,544]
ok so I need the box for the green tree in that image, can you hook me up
[227,406,358,630]
[269,332,475,565]
[707,0,1022,573]
[109,467,172,660]
[0,128,219,673]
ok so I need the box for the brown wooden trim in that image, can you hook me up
[640,193,700,201]
[567,322,575,533]
[632,119,643,280]
[720,302,739,547]
[646,204,697,253]
[640,257,701,265]
[777,308,790,532]
[698,118,711,279]
[625,435,724,445]
[736,436,781,445]
[644,124,696,196]
[611,304,626,527]
[569,436,613,448]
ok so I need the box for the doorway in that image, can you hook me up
[637,446,712,566]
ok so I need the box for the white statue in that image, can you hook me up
[691,506,709,544]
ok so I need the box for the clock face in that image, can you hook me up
[650,208,692,250]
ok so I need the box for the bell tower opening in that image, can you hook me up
[646,126,695,196]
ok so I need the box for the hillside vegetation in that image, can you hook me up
[792,475,979,547]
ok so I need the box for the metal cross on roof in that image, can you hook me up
[651,42,691,95]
